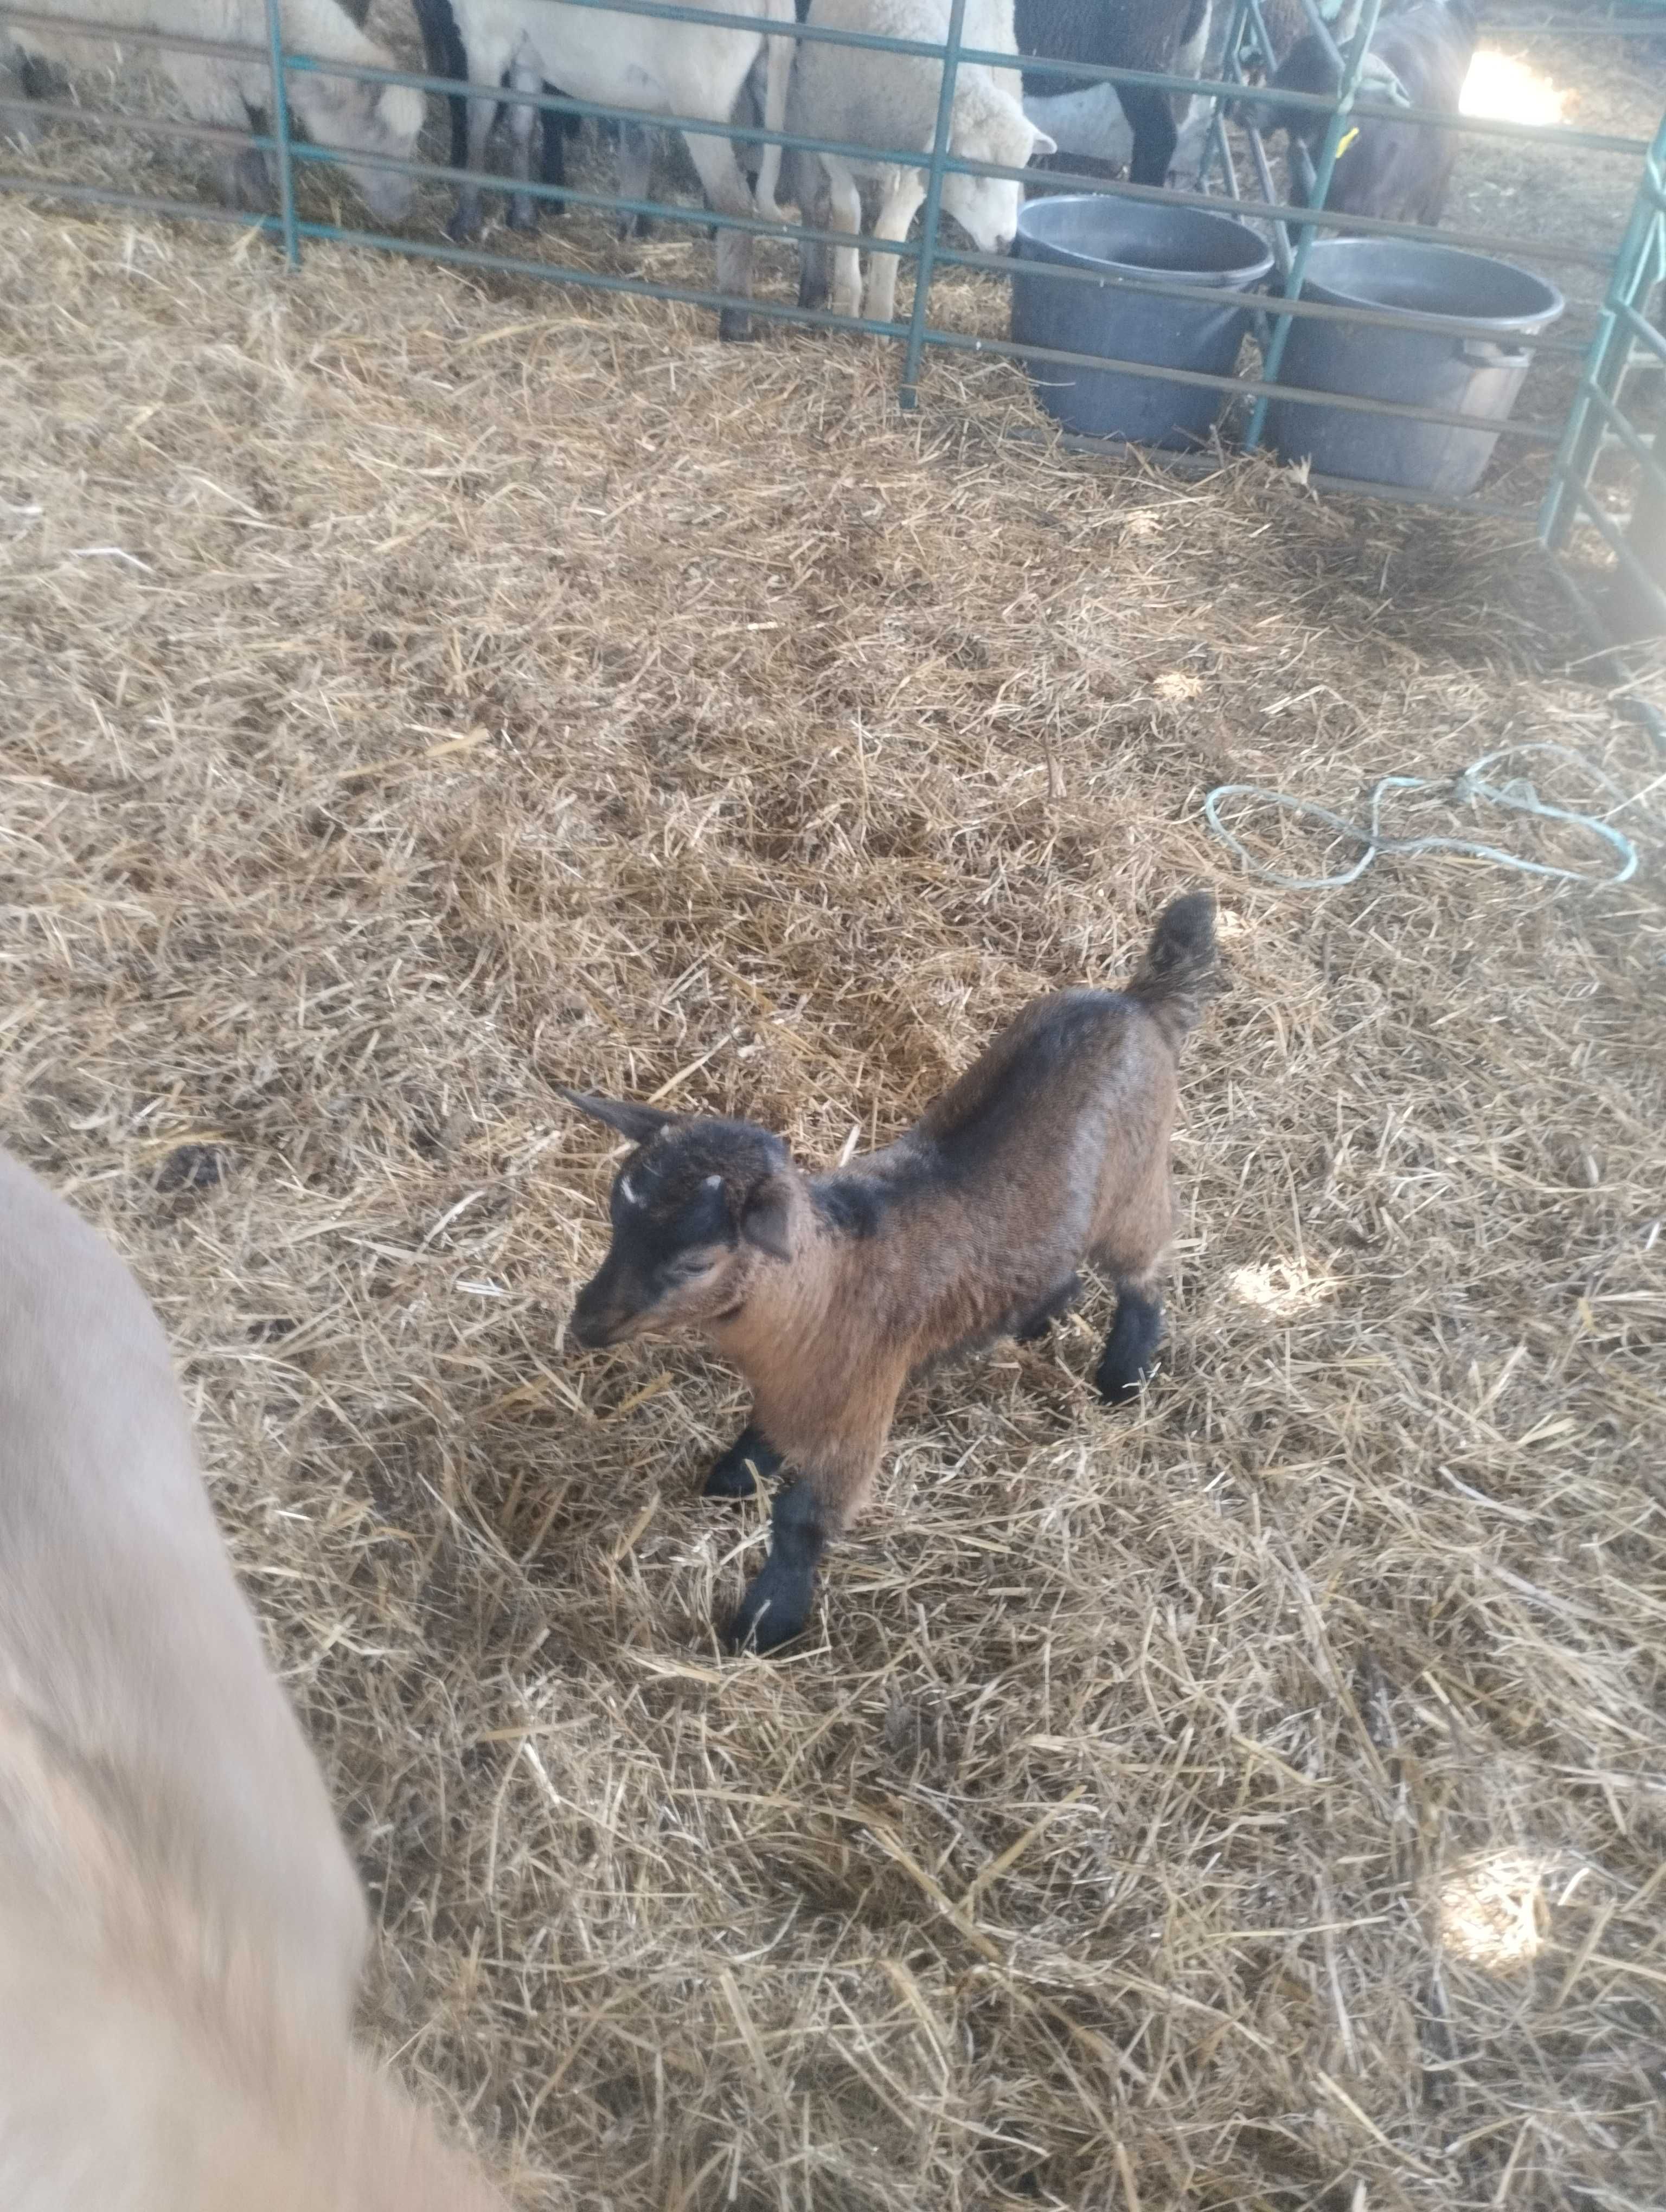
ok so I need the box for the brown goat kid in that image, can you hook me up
[564,891,1219,1653]
[0,1146,514,2212]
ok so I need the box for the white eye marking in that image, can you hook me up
[619,1174,640,1206]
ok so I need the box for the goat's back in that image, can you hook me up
[0,1148,367,2033]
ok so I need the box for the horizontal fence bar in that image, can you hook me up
[1043,427,1541,522]
[1578,378,1666,481]
[2,0,1643,583]
[1565,473,1666,625]
[219,48,1620,276]
[1224,75,1652,151]
[0,112,1587,440]
[7,31,1572,279]
[267,118,1599,363]
[1487,11,1666,31]
[1,0,1651,162]
[0,5,268,65]
[0,168,1572,456]
[932,296,1563,446]
[172,139,1579,447]
[272,53,1639,274]
[1619,300,1666,366]
[0,89,273,155]
[0,141,1586,444]
[0,167,275,229]
[924,232,1592,357]
[102,110,1582,418]
[0,168,1564,541]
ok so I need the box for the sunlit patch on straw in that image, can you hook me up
[1438,1851,1553,1970]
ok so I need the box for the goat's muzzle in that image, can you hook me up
[569,1265,632,1349]
[568,1304,617,1350]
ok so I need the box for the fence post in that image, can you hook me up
[898,0,967,410]
[1241,0,1382,453]
[1539,109,1666,556]
[263,0,300,268]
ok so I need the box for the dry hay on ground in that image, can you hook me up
[2,198,1664,2212]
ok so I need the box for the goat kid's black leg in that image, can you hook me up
[727,1478,825,1654]
[1094,1288,1164,1406]
[1014,1273,1082,1342]
[702,1423,782,1502]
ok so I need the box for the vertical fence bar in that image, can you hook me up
[898,0,967,410]
[1242,0,1382,452]
[263,0,299,268]
[1540,110,1666,554]
[1203,0,1256,197]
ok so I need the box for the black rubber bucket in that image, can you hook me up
[1011,196,1275,449]
[1261,239,1564,496]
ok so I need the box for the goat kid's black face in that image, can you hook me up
[560,1091,793,1350]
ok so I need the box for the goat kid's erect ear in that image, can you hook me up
[740,1174,793,1262]
[557,1087,675,1147]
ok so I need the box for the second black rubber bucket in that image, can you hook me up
[1260,239,1564,495]
[1011,196,1275,449]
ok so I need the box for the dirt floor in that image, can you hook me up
[2,12,1665,2212]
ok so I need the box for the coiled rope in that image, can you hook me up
[1204,741,1643,891]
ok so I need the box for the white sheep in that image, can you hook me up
[0,1146,513,2212]
[787,0,1054,326]
[0,0,425,218]
[439,0,795,339]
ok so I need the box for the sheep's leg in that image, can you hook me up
[164,60,270,207]
[538,78,567,217]
[822,155,864,323]
[1013,1274,1082,1343]
[0,49,47,148]
[1116,83,1178,187]
[617,122,655,240]
[863,165,925,327]
[1094,1286,1164,1405]
[225,141,273,209]
[446,75,503,241]
[796,157,834,311]
[505,60,541,229]
[682,123,757,343]
[703,1422,783,1502]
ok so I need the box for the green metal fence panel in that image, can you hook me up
[1,0,1663,674]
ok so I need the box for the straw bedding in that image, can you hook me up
[2,70,1664,2212]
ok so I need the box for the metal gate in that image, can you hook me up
[2,0,1663,677]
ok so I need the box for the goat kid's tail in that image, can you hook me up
[1125,891,1219,1044]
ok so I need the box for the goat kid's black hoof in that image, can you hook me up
[702,1427,781,1503]
[507,204,540,234]
[1094,1294,1165,1407]
[717,307,756,344]
[726,1562,813,1655]
[446,210,483,246]
[703,1451,760,1501]
[1094,1361,1151,1408]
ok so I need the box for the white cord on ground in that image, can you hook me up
[1204,742,1642,890]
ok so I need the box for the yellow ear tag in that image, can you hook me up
[1335,126,1360,157]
